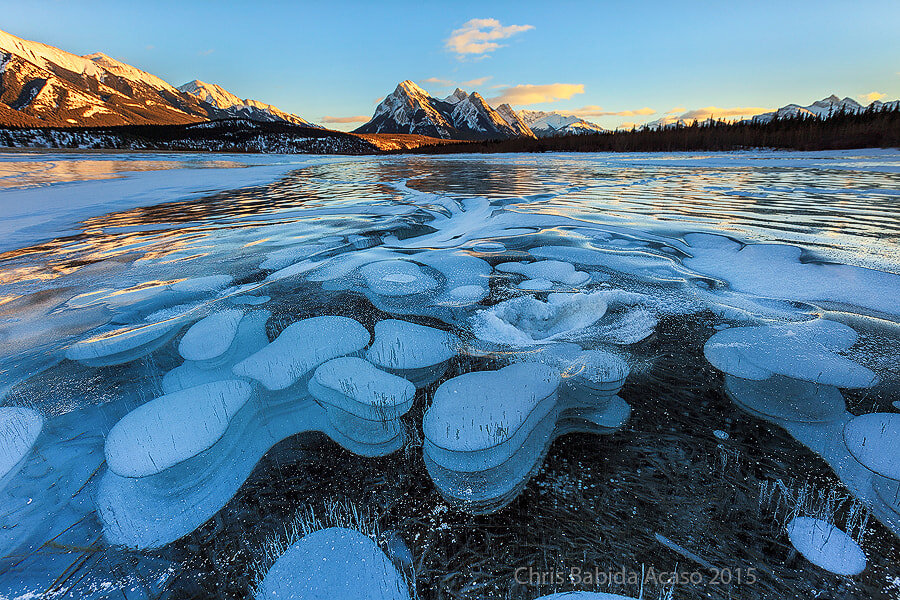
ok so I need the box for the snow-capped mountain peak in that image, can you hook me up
[176,80,318,127]
[518,109,605,137]
[83,52,176,92]
[495,103,535,138]
[445,88,469,105]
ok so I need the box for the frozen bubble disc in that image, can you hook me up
[309,357,415,421]
[724,374,846,424]
[843,413,900,481]
[255,527,410,600]
[365,319,459,387]
[0,407,43,488]
[105,380,252,478]
[178,309,243,362]
[703,319,878,388]
[233,316,370,391]
[786,516,866,576]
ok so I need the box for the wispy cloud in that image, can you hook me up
[665,107,686,115]
[490,83,584,106]
[463,76,493,87]
[678,106,770,120]
[420,76,494,90]
[445,18,533,59]
[858,91,886,103]
[321,115,370,123]
[568,105,656,117]
[421,77,454,87]
[373,97,384,105]
[198,49,214,56]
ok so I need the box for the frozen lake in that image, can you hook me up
[0,149,898,599]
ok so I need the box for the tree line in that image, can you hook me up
[401,103,900,154]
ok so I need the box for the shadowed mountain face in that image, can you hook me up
[0,29,315,128]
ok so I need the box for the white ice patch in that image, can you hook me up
[468,292,608,346]
[704,319,878,388]
[496,260,590,288]
[309,357,415,420]
[683,233,900,316]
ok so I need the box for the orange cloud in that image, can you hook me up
[678,106,770,120]
[569,105,655,117]
[665,107,686,114]
[445,18,533,58]
[858,91,886,104]
[321,115,371,123]
[421,77,454,86]
[490,83,585,106]
[462,76,493,87]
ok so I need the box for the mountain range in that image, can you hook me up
[0,29,316,128]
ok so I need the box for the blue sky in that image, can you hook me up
[5,0,899,130]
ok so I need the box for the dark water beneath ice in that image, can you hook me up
[0,150,899,599]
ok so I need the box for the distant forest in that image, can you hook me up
[401,104,900,154]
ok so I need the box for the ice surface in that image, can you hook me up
[529,245,685,282]
[178,309,244,362]
[105,380,253,477]
[260,242,336,271]
[65,314,186,366]
[0,153,333,252]
[786,516,866,575]
[233,316,370,391]
[255,527,410,600]
[0,407,43,487]
[843,413,900,480]
[704,319,878,388]
[366,319,459,387]
[170,274,232,294]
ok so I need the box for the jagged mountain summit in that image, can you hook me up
[645,95,900,129]
[177,80,319,127]
[752,94,899,123]
[354,81,527,140]
[0,29,317,128]
[518,110,606,137]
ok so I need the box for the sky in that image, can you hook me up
[4,0,900,131]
